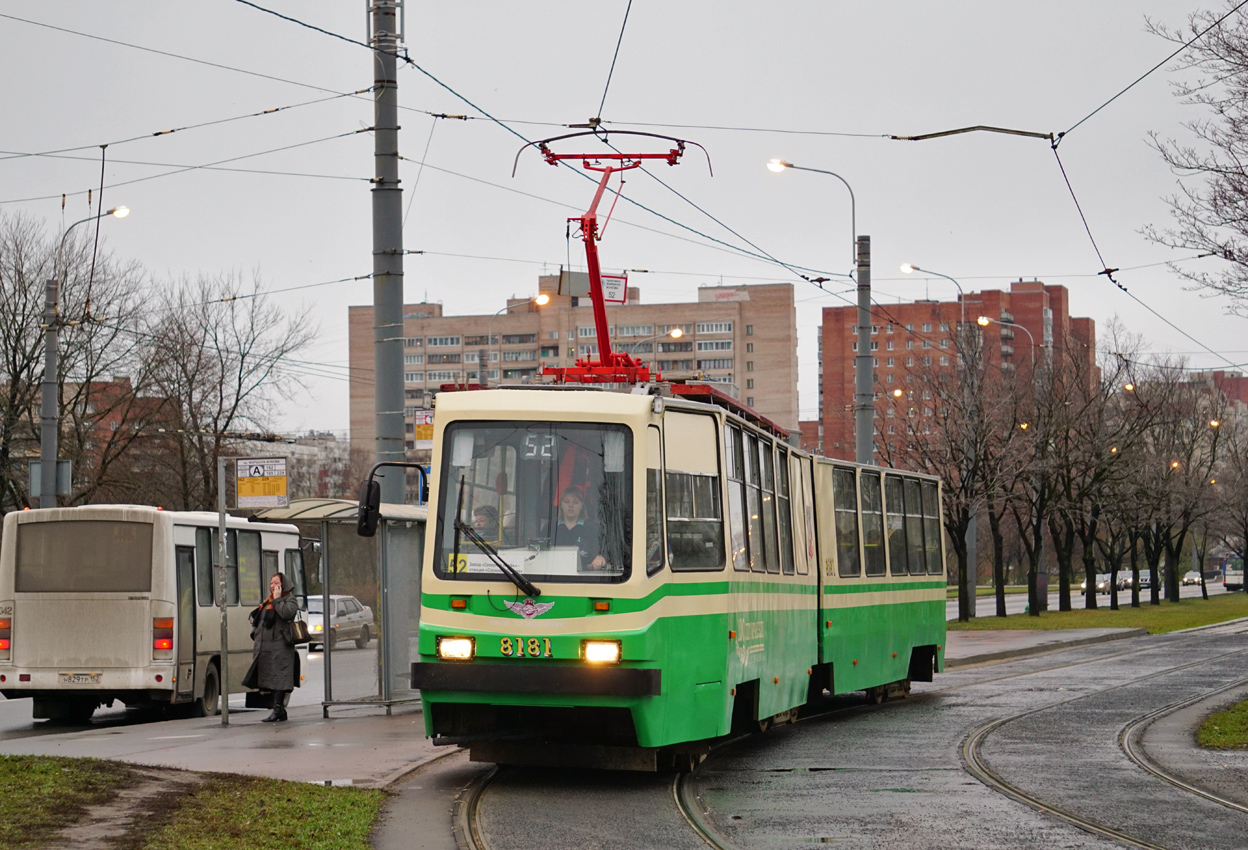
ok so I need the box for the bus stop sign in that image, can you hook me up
[236,457,288,508]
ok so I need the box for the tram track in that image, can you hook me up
[1119,677,1248,815]
[961,646,1248,850]
[457,627,1248,849]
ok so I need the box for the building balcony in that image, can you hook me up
[1000,344,1015,357]
[998,326,1014,339]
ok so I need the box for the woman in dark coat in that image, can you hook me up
[249,572,300,722]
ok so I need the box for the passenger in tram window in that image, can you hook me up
[552,487,606,570]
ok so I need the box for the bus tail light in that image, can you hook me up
[0,614,10,661]
[152,617,174,658]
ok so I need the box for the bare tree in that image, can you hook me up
[1145,5,1248,311]
[142,273,314,510]
[0,212,151,511]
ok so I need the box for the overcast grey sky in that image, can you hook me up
[2,1,1241,432]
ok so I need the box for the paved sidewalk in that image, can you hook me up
[0,702,444,789]
[0,627,1151,789]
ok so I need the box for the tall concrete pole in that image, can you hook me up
[39,279,59,508]
[854,235,873,465]
[371,0,406,504]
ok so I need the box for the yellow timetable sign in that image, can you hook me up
[236,457,288,508]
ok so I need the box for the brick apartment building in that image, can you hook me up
[348,279,799,457]
[811,280,1097,460]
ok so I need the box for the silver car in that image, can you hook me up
[305,594,374,650]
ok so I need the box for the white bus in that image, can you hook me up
[0,505,306,722]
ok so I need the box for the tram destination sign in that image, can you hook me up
[236,457,288,508]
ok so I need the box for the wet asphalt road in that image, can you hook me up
[461,621,1248,850]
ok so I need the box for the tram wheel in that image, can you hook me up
[866,686,885,705]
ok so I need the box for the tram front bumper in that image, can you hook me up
[411,662,661,696]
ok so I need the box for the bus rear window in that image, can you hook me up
[15,520,154,592]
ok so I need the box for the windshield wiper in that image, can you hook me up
[452,475,541,598]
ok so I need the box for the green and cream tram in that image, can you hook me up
[411,384,946,769]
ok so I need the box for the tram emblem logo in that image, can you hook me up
[734,620,766,666]
[506,598,555,620]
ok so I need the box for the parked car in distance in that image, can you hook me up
[305,594,374,650]
[1138,571,1153,590]
[1182,570,1203,586]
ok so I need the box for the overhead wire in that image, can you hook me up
[0,149,366,185]
[1061,0,1248,140]
[594,0,634,123]
[0,131,367,207]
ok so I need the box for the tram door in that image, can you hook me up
[175,546,196,699]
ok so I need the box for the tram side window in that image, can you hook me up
[860,471,886,577]
[776,449,794,575]
[744,433,766,573]
[664,412,725,571]
[758,441,780,573]
[833,467,861,577]
[725,425,750,572]
[884,475,907,576]
[922,480,943,574]
[904,478,926,575]
[237,531,262,606]
[794,457,814,576]
[646,426,665,575]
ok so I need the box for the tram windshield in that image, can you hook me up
[434,421,633,584]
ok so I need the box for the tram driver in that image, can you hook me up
[552,487,607,570]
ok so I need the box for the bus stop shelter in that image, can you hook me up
[254,499,426,716]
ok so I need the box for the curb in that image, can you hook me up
[945,627,1148,669]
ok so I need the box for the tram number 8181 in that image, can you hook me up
[501,637,553,658]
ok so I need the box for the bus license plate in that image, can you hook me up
[59,673,102,685]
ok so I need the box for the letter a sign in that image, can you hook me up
[236,457,288,508]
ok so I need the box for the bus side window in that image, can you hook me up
[285,549,306,601]
[261,550,279,595]
[195,528,214,607]
[237,531,262,606]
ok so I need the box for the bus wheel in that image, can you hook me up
[192,663,220,717]
[356,627,370,649]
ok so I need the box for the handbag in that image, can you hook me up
[289,610,312,645]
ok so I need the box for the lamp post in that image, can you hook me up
[40,206,129,508]
[977,315,1037,369]
[625,327,683,373]
[768,159,872,464]
[899,263,979,619]
[484,293,549,387]
[900,263,965,328]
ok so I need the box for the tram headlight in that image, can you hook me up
[437,636,475,661]
[582,640,621,664]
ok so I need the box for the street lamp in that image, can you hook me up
[40,206,130,508]
[768,158,872,464]
[625,327,683,373]
[900,263,965,328]
[485,293,549,386]
[977,314,1038,369]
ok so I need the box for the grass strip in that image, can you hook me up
[0,755,137,849]
[134,772,386,850]
[1197,699,1248,750]
[947,592,1248,634]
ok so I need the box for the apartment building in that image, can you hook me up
[348,279,799,456]
[813,280,1097,460]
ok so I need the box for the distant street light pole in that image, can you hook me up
[899,262,978,619]
[485,293,550,386]
[40,206,129,508]
[768,159,872,464]
[625,327,683,373]
[977,314,1037,369]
